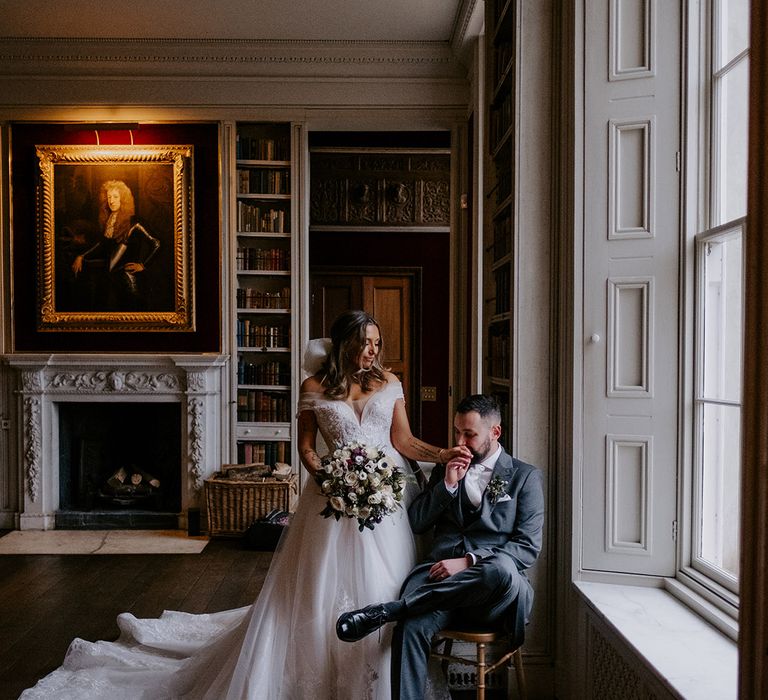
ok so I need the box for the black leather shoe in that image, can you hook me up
[336,604,389,642]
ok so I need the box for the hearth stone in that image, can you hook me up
[55,511,179,530]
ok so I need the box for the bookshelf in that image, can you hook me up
[484,0,517,445]
[233,123,296,469]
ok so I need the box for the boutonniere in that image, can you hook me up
[486,475,509,504]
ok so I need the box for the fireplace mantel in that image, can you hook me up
[5,353,228,530]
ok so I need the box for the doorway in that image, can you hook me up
[310,267,420,434]
[307,131,452,444]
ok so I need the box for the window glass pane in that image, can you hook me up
[698,402,741,579]
[718,0,750,68]
[702,232,742,401]
[715,58,749,222]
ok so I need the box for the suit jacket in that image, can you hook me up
[407,448,544,639]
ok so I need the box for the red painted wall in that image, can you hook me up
[10,122,221,353]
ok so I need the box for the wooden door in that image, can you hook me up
[310,268,417,430]
[309,274,362,339]
[362,275,411,398]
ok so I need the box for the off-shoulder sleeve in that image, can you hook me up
[296,391,322,416]
[389,379,405,402]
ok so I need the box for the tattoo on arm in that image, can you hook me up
[408,438,441,461]
[301,446,322,474]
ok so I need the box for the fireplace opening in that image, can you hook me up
[58,402,182,528]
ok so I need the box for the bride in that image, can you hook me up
[21,310,468,699]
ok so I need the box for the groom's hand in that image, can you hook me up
[443,450,472,488]
[428,557,469,581]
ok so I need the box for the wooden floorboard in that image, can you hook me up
[0,537,271,700]
[0,535,498,700]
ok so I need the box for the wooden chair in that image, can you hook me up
[430,627,526,700]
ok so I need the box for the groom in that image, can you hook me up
[336,393,544,700]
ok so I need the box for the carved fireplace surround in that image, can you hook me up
[6,354,227,530]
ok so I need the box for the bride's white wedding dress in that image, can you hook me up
[21,379,443,700]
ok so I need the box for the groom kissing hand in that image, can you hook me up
[425,441,476,582]
[336,394,545,700]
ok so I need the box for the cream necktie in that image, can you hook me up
[463,463,493,508]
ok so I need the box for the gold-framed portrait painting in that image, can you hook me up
[35,144,195,331]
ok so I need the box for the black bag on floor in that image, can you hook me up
[243,508,291,551]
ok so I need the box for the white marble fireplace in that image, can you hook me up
[6,354,227,530]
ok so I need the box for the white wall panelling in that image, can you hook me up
[607,276,654,396]
[608,118,655,239]
[609,0,656,81]
[605,433,653,554]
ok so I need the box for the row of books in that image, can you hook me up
[494,266,511,315]
[492,210,512,261]
[236,321,290,348]
[237,440,288,467]
[495,166,512,206]
[237,390,290,423]
[236,246,290,272]
[236,288,290,310]
[237,169,290,195]
[237,202,289,233]
[493,41,514,87]
[236,135,290,161]
[490,89,513,152]
[488,331,511,380]
[237,358,290,386]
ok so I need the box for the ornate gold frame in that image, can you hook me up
[35,144,195,331]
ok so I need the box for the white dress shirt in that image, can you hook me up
[462,445,502,507]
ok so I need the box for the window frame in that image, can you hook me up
[690,219,744,593]
[678,0,748,615]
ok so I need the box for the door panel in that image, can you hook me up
[363,276,411,399]
[309,275,362,339]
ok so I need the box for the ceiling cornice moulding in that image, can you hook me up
[0,37,463,78]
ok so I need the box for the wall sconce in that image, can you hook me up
[64,123,140,145]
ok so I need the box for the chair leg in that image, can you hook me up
[476,642,486,700]
[513,648,527,700]
[442,638,453,679]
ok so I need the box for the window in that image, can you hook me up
[693,221,743,591]
[690,0,748,597]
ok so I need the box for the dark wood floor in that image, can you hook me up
[0,534,495,700]
[0,535,272,700]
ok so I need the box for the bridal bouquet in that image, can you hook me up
[316,441,408,531]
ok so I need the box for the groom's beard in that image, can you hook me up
[469,436,493,463]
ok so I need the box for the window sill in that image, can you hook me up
[575,580,737,700]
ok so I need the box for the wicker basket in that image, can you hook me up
[204,474,298,537]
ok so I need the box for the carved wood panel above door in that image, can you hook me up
[309,151,450,228]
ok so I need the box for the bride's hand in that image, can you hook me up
[441,446,472,463]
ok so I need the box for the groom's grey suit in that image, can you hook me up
[391,447,544,700]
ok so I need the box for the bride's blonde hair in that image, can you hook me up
[321,310,387,398]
